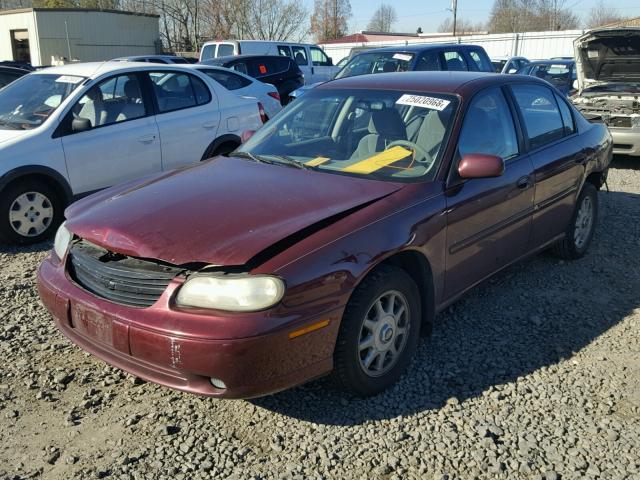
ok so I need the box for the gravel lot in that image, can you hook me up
[1,159,639,480]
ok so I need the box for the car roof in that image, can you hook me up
[365,43,483,54]
[318,71,549,95]
[527,59,574,66]
[0,65,29,73]
[32,61,207,78]
[206,55,290,62]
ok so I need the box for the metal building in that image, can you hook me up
[0,8,160,67]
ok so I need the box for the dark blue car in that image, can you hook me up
[291,44,493,100]
[517,60,577,96]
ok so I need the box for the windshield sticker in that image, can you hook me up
[342,146,413,174]
[396,94,451,111]
[55,75,84,84]
[393,53,413,62]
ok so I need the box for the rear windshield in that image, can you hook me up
[335,52,415,79]
[527,63,574,87]
[238,88,459,183]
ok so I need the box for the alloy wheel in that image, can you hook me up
[573,195,594,249]
[357,290,410,378]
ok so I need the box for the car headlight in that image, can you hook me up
[175,274,285,312]
[53,221,72,261]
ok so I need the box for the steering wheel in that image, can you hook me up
[385,140,432,165]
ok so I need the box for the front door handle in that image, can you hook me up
[517,176,532,189]
[202,122,217,129]
[138,134,156,144]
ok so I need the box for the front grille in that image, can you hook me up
[68,240,184,308]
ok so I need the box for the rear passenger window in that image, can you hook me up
[292,46,308,66]
[201,69,252,90]
[278,45,292,57]
[468,50,491,72]
[555,93,575,135]
[149,72,210,113]
[511,84,565,149]
[415,51,441,71]
[217,44,234,57]
[458,87,518,160]
[444,51,468,71]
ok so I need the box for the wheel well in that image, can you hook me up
[586,171,605,190]
[377,250,435,333]
[202,135,241,160]
[2,173,70,208]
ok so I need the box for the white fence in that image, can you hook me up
[321,30,586,63]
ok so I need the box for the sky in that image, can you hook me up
[304,0,640,34]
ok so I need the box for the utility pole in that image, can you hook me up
[452,0,458,36]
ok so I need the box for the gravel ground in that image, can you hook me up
[0,159,639,480]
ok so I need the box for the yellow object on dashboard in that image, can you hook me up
[305,157,331,167]
[342,146,413,174]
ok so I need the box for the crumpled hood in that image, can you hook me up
[65,157,402,266]
[574,28,640,92]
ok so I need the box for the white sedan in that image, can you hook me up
[189,64,282,119]
[0,62,264,244]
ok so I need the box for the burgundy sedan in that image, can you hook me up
[38,72,612,398]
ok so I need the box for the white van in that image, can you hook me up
[199,40,340,84]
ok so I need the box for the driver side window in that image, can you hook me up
[73,74,146,129]
[458,88,518,160]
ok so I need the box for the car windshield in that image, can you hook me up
[237,88,458,182]
[527,63,573,87]
[0,73,85,130]
[334,52,415,79]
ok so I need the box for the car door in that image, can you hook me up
[309,46,336,82]
[60,72,161,194]
[291,45,313,83]
[509,84,585,248]
[444,86,535,298]
[146,70,220,170]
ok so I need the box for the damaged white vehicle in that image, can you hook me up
[572,28,640,156]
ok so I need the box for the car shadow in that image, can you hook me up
[612,154,640,171]
[252,189,640,425]
[0,239,52,255]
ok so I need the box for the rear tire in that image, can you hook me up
[202,141,239,160]
[0,179,64,245]
[333,265,421,397]
[552,183,598,260]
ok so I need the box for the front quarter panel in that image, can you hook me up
[253,182,447,326]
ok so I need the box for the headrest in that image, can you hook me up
[368,108,406,139]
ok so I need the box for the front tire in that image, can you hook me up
[0,179,63,245]
[552,183,598,260]
[333,265,421,397]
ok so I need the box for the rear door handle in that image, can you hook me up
[202,122,217,129]
[517,176,532,189]
[138,134,156,144]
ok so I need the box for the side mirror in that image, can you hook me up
[241,130,256,143]
[458,154,505,179]
[71,117,91,133]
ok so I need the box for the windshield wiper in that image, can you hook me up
[262,154,311,170]
[0,119,21,130]
[234,151,311,170]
